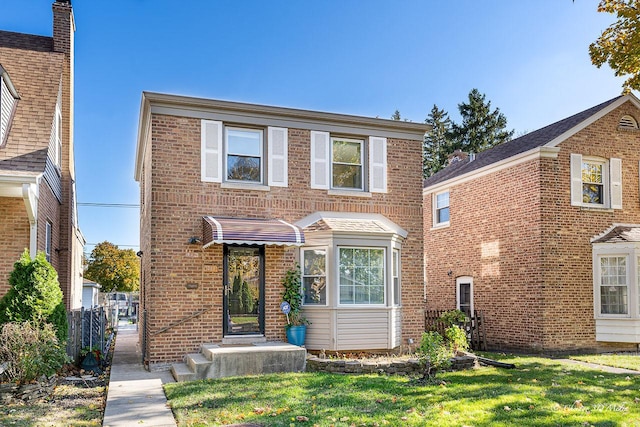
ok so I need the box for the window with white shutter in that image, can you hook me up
[570,153,621,209]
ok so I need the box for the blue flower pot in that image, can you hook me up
[286,325,307,346]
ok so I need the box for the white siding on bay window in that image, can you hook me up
[201,120,223,182]
[267,126,288,187]
[369,136,387,193]
[310,131,330,189]
[335,310,389,350]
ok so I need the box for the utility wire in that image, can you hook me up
[78,203,139,208]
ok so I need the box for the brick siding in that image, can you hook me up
[424,100,640,352]
[141,114,425,366]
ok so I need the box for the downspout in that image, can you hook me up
[22,183,38,257]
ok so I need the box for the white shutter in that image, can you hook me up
[570,153,583,206]
[201,120,223,183]
[369,136,387,193]
[310,131,330,189]
[268,127,288,187]
[610,158,622,209]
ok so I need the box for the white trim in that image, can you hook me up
[295,211,408,239]
[423,146,560,195]
[331,136,365,191]
[278,219,303,244]
[301,246,328,306]
[225,126,264,185]
[432,189,450,228]
[456,276,474,315]
[22,183,38,257]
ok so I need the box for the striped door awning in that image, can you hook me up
[202,216,305,248]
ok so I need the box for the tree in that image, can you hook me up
[0,250,68,343]
[84,241,140,292]
[391,109,402,121]
[423,105,454,178]
[589,0,640,93]
[449,89,514,154]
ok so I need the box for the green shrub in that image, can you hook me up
[0,321,68,383]
[0,250,68,343]
[445,324,469,353]
[439,309,467,327]
[416,331,452,377]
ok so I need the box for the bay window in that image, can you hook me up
[339,247,385,305]
[302,248,327,305]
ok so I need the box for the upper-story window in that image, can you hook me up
[433,190,450,227]
[570,154,621,209]
[201,120,288,188]
[310,131,387,194]
[45,221,52,262]
[226,127,263,183]
[331,137,363,190]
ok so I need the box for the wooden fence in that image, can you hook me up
[424,309,487,351]
[66,307,115,364]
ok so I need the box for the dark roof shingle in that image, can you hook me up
[423,96,623,188]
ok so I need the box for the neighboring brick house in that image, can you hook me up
[134,92,427,367]
[0,0,84,309]
[423,94,640,353]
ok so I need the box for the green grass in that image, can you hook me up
[164,353,640,426]
[570,353,640,372]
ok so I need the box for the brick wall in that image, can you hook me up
[0,198,30,296]
[141,114,425,365]
[424,100,640,352]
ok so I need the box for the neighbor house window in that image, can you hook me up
[433,190,450,226]
[598,256,628,315]
[582,159,605,205]
[45,221,52,262]
[302,248,327,305]
[392,249,400,306]
[339,247,384,305]
[570,154,621,209]
[225,127,263,183]
[331,137,363,190]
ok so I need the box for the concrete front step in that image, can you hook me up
[171,342,306,382]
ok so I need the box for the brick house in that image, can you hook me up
[134,92,427,367]
[423,94,640,353]
[0,0,84,309]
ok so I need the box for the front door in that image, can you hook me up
[223,245,265,336]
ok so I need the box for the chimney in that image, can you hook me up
[447,149,469,165]
[52,0,74,55]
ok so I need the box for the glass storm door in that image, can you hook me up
[223,245,264,336]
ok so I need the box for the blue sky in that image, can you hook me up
[0,0,628,253]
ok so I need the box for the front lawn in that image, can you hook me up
[164,353,640,426]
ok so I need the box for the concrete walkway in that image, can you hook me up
[103,321,177,427]
[558,358,640,375]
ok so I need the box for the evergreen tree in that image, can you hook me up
[423,105,453,178]
[0,250,68,343]
[449,89,514,154]
[391,109,402,121]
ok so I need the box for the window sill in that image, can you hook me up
[431,222,450,231]
[221,182,270,192]
[327,189,372,198]
[580,206,614,213]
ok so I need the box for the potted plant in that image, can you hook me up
[281,264,309,346]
